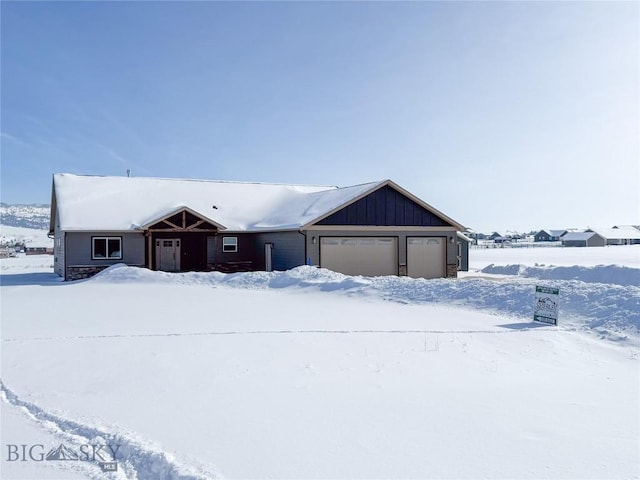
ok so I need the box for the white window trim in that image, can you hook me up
[92,237,122,260]
[222,236,238,253]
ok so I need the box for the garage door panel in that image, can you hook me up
[407,236,445,279]
[320,237,397,277]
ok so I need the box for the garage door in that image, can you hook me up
[320,237,397,276]
[407,237,446,279]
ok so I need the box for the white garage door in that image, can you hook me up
[407,237,446,279]
[320,237,397,277]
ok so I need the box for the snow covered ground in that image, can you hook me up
[1,246,638,479]
[469,244,640,269]
[0,225,53,248]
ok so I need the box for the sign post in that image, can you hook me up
[534,286,560,325]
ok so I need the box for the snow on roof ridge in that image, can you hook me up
[54,173,338,190]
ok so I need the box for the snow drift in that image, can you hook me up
[480,263,639,287]
[92,264,640,342]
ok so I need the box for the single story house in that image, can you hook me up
[49,174,467,281]
[534,229,567,242]
[587,227,640,246]
[561,231,606,248]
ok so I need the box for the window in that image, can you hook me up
[222,237,238,252]
[92,237,122,260]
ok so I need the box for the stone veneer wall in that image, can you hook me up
[446,264,458,278]
[66,265,111,281]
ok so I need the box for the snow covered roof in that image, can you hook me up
[52,174,454,233]
[562,232,601,242]
[537,229,567,237]
[588,227,640,241]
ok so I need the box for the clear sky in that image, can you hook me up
[1,1,638,233]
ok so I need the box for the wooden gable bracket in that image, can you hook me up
[186,220,207,230]
[141,207,227,234]
[162,219,181,229]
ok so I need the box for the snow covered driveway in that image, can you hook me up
[1,254,639,479]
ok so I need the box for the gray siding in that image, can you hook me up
[458,239,469,272]
[65,232,146,273]
[252,231,305,271]
[562,240,587,248]
[562,235,606,248]
[586,235,606,247]
[213,231,305,271]
[304,228,458,274]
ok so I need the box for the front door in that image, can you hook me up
[156,238,181,272]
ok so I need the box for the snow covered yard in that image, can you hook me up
[1,248,639,479]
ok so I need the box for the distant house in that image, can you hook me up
[561,232,606,248]
[49,174,466,281]
[534,229,567,242]
[25,246,54,255]
[0,248,16,258]
[587,227,640,246]
[613,225,640,231]
[486,232,509,244]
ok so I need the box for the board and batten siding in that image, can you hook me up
[65,232,146,268]
[316,185,451,227]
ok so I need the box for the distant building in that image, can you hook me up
[0,248,16,258]
[584,227,640,246]
[25,246,54,255]
[561,232,606,248]
[534,229,567,242]
[489,232,510,244]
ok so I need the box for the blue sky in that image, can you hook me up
[1,1,638,232]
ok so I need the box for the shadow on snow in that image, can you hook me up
[0,272,63,287]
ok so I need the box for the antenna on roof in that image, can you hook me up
[126,169,131,178]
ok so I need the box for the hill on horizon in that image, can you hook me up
[0,203,50,230]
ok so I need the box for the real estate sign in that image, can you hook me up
[534,286,560,325]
